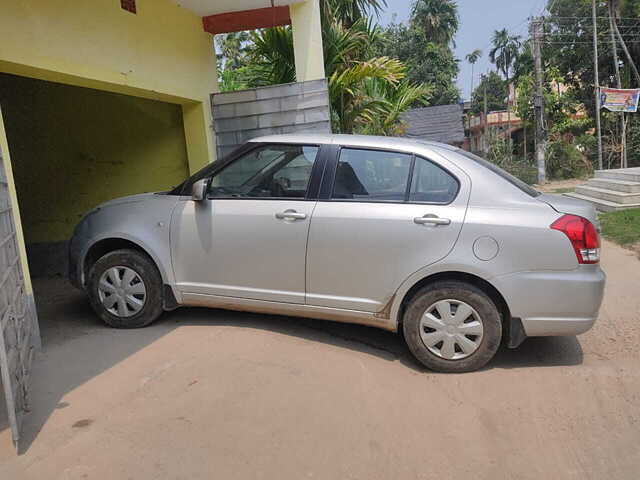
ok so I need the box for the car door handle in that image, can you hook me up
[275,210,307,221]
[414,215,451,226]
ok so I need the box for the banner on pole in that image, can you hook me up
[600,87,640,112]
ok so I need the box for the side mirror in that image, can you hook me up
[191,179,207,201]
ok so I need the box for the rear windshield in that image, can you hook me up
[454,149,541,198]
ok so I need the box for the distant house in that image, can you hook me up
[466,110,523,154]
[400,104,465,146]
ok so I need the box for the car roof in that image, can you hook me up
[247,133,456,152]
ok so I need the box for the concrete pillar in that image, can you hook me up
[182,99,216,172]
[290,0,325,82]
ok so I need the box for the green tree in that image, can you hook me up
[321,0,387,27]
[542,0,640,112]
[381,0,460,105]
[541,0,640,168]
[216,31,252,92]
[411,0,459,45]
[357,77,433,135]
[242,27,296,87]
[216,31,250,70]
[489,29,521,81]
[214,0,433,134]
[489,28,520,153]
[465,49,482,98]
[470,71,506,114]
[239,8,431,134]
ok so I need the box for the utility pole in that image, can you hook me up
[531,17,546,184]
[483,77,488,154]
[592,0,603,170]
[504,51,513,160]
[611,7,640,85]
[608,0,626,168]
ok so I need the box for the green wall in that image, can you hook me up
[0,73,189,243]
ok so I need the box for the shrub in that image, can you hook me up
[545,139,593,180]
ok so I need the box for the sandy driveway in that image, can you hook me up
[0,240,638,479]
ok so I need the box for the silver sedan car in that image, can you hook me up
[69,134,605,372]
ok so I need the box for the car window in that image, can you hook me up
[332,148,412,201]
[409,156,459,203]
[208,144,319,199]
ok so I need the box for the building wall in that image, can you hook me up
[212,79,331,159]
[0,0,218,172]
[0,74,190,275]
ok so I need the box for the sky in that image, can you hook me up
[378,0,547,101]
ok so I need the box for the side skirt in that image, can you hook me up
[181,292,397,332]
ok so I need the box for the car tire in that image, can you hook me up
[87,249,164,329]
[403,281,502,373]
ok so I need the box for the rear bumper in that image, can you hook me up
[493,266,605,337]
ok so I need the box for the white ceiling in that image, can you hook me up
[172,0,304,17]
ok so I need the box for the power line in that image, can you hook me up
[546,16,640,20]
[541,40,640,44]
[547,0,560,14]
[539,32,640,37]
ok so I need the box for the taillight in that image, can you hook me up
[550,214,600,264]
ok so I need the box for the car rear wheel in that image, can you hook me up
[403,281,502,373]
[87,249,164,328]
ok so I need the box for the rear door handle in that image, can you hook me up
[414,215,451,226]
[275,210,307,221]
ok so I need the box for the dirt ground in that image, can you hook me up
[0,240,639,479]
[535,178,584,193]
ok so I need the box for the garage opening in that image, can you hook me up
[0,72,190,279]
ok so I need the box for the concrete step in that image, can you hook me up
[595,169,640,182]
[563,192,640,212]
[587,177,640,193]
[575,185,640,204]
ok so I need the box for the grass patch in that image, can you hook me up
[600,208,640,246]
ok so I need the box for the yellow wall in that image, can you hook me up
[0,73,190,243]
[0,0,218,172]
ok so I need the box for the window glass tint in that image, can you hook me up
[409,157,458,203]
[209,145,318,199]
[332,148,412,201]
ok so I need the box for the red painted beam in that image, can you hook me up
[202,6,291,35]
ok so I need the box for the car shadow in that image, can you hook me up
[0,277,583,454]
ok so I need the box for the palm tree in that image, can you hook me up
[244,27,296,87]
[411,0,459,46]
[245,17,430,134]
[216,31,250,70]
[358,79,433,135]
[489,29,520,81]
[465,49,482,100]
[321,0,387,27]
[329,56,407,133]
[489,29,520,155]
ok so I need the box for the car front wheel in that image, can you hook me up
[87,249,164,328]
[403,281,502,373]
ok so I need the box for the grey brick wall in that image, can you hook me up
[211,79,331,159]
[1,147,40,449]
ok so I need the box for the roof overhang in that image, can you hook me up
[172,0,301,17]
[202,6,291,35]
